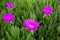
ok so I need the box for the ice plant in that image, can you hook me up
[6,2,14,9]
[23,19,39,30]
[42,6,53,15]
[2,13,15,23]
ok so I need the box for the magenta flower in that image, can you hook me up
[2,13,15,22]
[6,2,14,9]
[23,19,39,30]
[42,6,53,15]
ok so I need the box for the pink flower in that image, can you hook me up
[42,6,53,15]
[23,19,39,30]
[2,13,15,23]
[6,2,14,9]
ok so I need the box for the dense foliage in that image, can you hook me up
[0,0,60,40]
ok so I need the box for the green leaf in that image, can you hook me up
[10,26,20,38]
[57,24,60,34]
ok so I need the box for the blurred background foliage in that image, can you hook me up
[0,0,60,40]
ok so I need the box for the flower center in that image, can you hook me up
[28,24,33,28]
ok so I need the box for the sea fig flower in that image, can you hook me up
[42,6,53,15]
[2,13,15,23]
[23,19,39,30]
[6,2,14,9]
